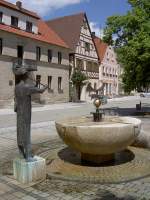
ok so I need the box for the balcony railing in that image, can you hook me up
[81,70,99,79]
[13,58,37,71]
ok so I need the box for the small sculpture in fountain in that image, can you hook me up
[92,98,104,122]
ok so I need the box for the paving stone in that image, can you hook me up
[0,115,150,199]
[22,196,37,200]
[13,191,26,198]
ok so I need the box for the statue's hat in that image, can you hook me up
[13,64,37,76]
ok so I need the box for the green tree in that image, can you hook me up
[103,0,150,93]
[71,68,87,101]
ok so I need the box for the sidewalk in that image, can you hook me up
[0,102,85,116]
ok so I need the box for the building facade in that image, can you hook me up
[47,13,100,101]
[93,35,119,97]
[0,0,70,107]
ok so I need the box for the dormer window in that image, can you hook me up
[26,21,33,33]
[11,16,18,28]
[0,12,3,23]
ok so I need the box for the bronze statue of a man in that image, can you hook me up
[14,66,47,162]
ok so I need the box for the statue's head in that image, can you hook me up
[13,64,37,76]
[13,66,28,76]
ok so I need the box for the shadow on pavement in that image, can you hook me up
[94,189,136,200]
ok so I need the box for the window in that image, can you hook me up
[0,38,2,55]
[48,76,52,90]
[11,16,18,28]
[17,46,23,59]
[76,59,83,70]
[48,49,52,63]
[58,77,62,92]
[0,12,3,23]
[86,61,92,72]
[36,47,41,61]
[26,21,32,32]
[36,75,41,88]
[94,83,97,90]
[93,63,99,73]
[58,52,62,64]
[69,54,74,62]
[85,42,90,52]
[17,45,23,64]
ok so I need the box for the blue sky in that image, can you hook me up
[44,0,131,27]
[8,0,131,36]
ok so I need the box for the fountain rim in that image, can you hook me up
[55,116,141,128]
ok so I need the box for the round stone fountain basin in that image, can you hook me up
[55,116,141,163]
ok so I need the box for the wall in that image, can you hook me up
[0,5,38,34]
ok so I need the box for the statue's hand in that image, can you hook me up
[40,86,48,93]
[44,86,48,90]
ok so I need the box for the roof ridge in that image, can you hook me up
[46,12,85,23]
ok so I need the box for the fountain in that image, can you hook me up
[55,99,141,164]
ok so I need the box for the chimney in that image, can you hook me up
[16,1,22,9]
[92,32,95,38]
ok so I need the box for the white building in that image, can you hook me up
[93,35,119,97]
[0,0,70,106]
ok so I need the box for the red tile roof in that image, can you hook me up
[93,36,108,61]
[46,13,85,51]
[0,20,69,48]
[0,0,40,19]
[0,0,69,48]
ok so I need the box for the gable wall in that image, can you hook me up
[75,17,98,62]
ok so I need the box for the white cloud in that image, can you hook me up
[6,0,89,16]
[90,22,104,38]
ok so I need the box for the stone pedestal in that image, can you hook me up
[13,156,46,184]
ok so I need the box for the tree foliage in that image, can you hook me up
[71,68,87,86]
[71,68,88,101]
[103,0,150,92]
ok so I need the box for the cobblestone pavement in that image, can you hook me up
[0,101,150,199]
[0,131,150,199]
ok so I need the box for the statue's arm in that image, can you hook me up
[28,86,47,94]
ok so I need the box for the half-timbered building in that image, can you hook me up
[47,13,100,101]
